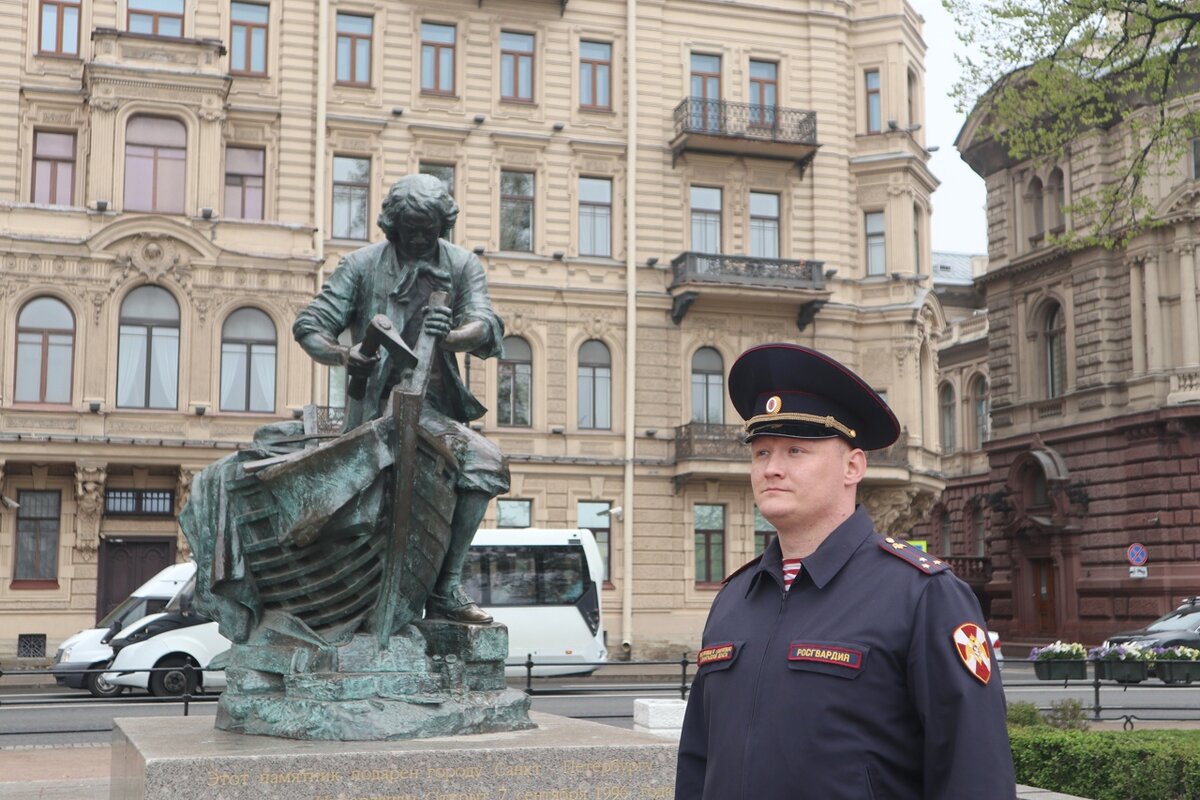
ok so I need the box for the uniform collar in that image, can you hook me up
[748,505,875,594]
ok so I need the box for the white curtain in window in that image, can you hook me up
[149,327,179,408]
[117,325,148,407]
[250,344,276,412]
[221,343,247,411]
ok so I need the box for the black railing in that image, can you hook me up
[670,252,824,291]
[673,98,817,145]
[311,405,345,435]
[674,422,745,461]
[942,556,992,583]
[520,655,693,701]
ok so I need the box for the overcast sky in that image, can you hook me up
[911,0,988,256]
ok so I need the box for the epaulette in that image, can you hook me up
[722,554,764,585]
[878,536,951,574]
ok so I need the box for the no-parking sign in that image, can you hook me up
[1127,543,1149,567]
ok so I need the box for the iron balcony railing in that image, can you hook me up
[941,556,992,583]
[670,252,824,291]
[673,98,818,146]
[674,422,746,461]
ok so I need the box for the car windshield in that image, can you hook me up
[1145,606,1200,632]
[165,576,196,612]
[99,596,149,629]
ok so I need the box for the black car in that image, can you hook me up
[1104,597,1200,649]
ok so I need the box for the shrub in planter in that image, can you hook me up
[1030,641,1088,680]
[1089,643,1153,683]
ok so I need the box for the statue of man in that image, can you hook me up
[293,173,507,624]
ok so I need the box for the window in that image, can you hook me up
[691,347,724,424]
[749,191,779,259]
[104,489,174,516]
[694,504,725,585]
[116,285,180,409]
[421,22,455,94]
[907,68,918,126]
[39,0,80,56]
[501,31,534,102]
[15,297,73,404]
[754,507,776,555]
[577,340,611,430]
[690,53,722,131]
[580,41,612,110]
[972,504,986,557]
[497,499,532,528]
[220,307,276,412]
[124,116,186,214]
[465,544,589,606]
[1045,303,1066,398]
[1047,168,1065,231]
[420,163,455,196]
[498,335,532,427]
[335,13,372,85]
[500,170,534,251]
[128,0,183,37]
[912,204,922,273]
[939,383,956,454]
[865,69,881,133]
[332,155,370,240]
[1028,177,1045,239]
[865,211,885,275]
[579,177,612,257]
[749,60,777,127]
[15,491,60,583]
[577,501,612,583]
[32,131,75,206]
[230,2,268,76]
[224,146,264,220]
[690,186,722,253]
[971,375,990,449]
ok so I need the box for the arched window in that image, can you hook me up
[939,382,956,454]
[117,286,179,409]
[1047,167,1065,231]
[220,308,276,412]
[906,67,919,126]
[577,339,611,430]
[691,347,724,424]
[971,375,990,449]
[124,116,186,214]
[1045,303,1066,398]
[15,297,74,404]
[498,335,532,427]
[912,203,922,274]
[972,503,987,557]
[1027,177,1045,239]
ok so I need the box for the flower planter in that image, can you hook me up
[1093,660,1110,680]
[1156,660,1200,685]
[1106,660,1148,684]
[1034,660,1087,681]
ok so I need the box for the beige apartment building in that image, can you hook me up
[0,0,945,662]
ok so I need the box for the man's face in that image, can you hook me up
[750,435,859,531]
[394,208,441,258]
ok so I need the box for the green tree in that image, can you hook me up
[948,0,1200,248]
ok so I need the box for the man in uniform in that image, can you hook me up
[675,343,1015,799]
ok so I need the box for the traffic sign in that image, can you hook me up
[1130,566,1148,579]
[1127,543,1148,567]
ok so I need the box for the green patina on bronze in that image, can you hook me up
[179,174,532,741]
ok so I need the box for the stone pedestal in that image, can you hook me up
[111,712,677,800]
[632,699,686,741]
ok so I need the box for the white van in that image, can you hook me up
[102,575,231,697]
[52,561,195,697]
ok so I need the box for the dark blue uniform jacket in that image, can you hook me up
[675,506,1016,799]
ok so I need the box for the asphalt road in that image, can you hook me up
[5,664,1200,749]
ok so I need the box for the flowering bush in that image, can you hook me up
[1154,645,1200,661]
[1029,641,1088,661]
[1088,643,1154,662]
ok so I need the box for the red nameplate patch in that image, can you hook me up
[697,642,736,666]
[787,643,863,669]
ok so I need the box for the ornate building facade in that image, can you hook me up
[956,98,1200,643]
[0,0,944,661]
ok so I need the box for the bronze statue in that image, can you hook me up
[179,173,532,740]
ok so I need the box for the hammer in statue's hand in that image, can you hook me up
[346,314,418,401]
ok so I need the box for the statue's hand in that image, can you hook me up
[423,305,454,339]
[346,343,379,378]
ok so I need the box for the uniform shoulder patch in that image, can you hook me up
[722,554,764,585]
[953,622,993,685]
[877,537,951,574]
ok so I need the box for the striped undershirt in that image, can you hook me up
[782,558,803,590]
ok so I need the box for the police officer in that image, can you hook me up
[675,343,1015,800]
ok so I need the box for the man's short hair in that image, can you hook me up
[377,173,459,242]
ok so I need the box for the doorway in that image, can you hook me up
[1031,558,1057,635]
[96,537,176,623]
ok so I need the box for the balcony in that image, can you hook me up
[941,556,993,587]
[671,99,819,171]
[672,422,746,491]
[669,252,827,325]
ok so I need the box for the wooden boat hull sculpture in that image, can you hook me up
[179,295,533,740]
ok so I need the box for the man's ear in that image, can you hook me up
[844,447,867,487]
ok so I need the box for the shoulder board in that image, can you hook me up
[877,537,951,575]
[722,554,764,585]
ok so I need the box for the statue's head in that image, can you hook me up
[377,174,459,256]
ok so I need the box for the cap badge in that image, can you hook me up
[765,395,782,414]
[952,622,993,685]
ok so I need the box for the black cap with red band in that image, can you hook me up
[728,343,901,451]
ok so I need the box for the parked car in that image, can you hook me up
[102,576,230,697]
[52,562,196,697]
[1103,597,1200,650]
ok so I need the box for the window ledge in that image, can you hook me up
[694,581,723,590]
[10,581,60,590]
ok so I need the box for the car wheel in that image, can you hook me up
[86,667,125,698]
[149,656,198,697]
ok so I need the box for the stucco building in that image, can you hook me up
[0,0,945,661]
[957,93,1200,643]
